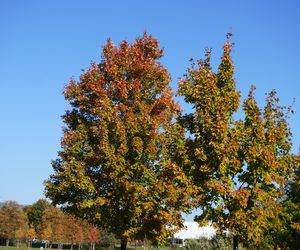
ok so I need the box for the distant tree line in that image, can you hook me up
[0,199,113,249]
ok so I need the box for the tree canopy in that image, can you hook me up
[178,34,297,249]
[24,199,50,232]
[0,201,27,245]
[45,33,194,250]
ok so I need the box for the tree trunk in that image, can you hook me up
[28,240,32,250]
[120,239,127,250]
[16,240,20,250]
[6,239,10,247]
[233,236,238,250]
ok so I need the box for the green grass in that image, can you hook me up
[0,245,28,250]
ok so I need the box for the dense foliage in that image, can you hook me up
[45,33,194,249]
[24,199,50,233]
[178,34,297,249]
[0,201,27,245]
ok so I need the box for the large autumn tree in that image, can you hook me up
[178,34,296,249]
[45,33,193,250]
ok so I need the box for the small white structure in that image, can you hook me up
[173,222,216,246]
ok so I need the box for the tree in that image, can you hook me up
[24,199,50,233]
[39,206,64,243]
[178,34,296,249]
[286,156,300,222]
[270,155,300,249]
[88,226,99,250]
[26,228,36,250]
[0,201,28,246]
[64,214,85,250]
[39,205,87,250]
[40,224,52,248]
[45,33,194,250]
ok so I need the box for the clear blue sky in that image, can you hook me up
[0,0,299,214]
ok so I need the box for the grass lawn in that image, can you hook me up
[0,246,28,250]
